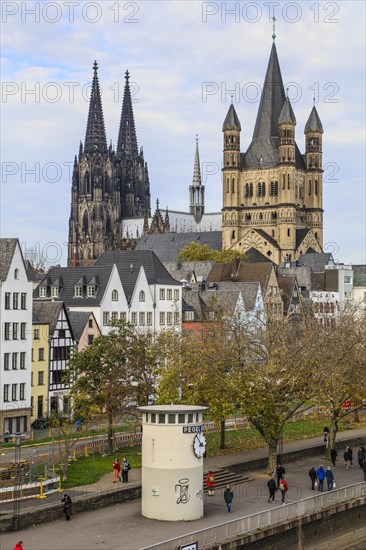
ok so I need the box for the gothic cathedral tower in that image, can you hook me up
[68,64,151,265]
[222,41,324,265]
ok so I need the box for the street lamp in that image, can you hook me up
[12,433,21,531]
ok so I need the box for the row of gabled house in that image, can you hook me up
[1,238,364,437]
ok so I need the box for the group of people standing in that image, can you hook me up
[112,457,131,483]
[308,465,335,491]
[267,463,288,505]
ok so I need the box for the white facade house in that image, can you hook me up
[34,251,182,336]
[0,239,33,435]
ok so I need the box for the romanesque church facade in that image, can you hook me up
[222,40,324,265]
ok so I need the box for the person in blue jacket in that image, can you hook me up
[325,466,335,491]
[316,464,326,492]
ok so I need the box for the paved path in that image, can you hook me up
[1,428,365,550]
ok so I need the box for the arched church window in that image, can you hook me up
[83,212,88,233]
[226,178,229,193]
[84,173,90,194]
[232,178,235,193]
[287,174,290,189]
[315,180,318,195]
[139,291,145,302]
[287,228,291,237]
[309,180,312,195]
[112,290,118,301]
[282,174,285,189]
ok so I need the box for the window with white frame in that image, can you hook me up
[20,383,25,400]
[20,323,26,340]
[13,293,19,309]
[4,384,10,402]
[167,289,172,300]
[174,289,179,301]
[159,312,165,325]
[74,285,82,297]
[111,311,118,321]
[13,323,19,340]
[139,312,145,326]
[184,311,194,321]
[147,312,152,326]
[21,293,27,309]
[139,290,145,302]
[34,328,39,340]
[131,312,137,325]
[174,312,180,325]
[87,285,95,297]
[160,289,165,300]
[51,286,59,298]
[112,289,118,301]
[103,311,110,325]
[4,353,10,370]
[167,312,173,325]
[39,287,47,298]
[4,323,11,340]
[120,312,127,322]
[5,292,11,309]
[12,384,17,401]
[38,371,44,385]
[12,353,18,370]
[20,352,26,369]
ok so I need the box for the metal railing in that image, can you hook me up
[140,482,366,550]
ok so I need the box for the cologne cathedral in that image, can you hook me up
[68,63,151,266]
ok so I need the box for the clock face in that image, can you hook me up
[193,433,206,458]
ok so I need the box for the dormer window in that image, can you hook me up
[74,285,82,298]
[39,287,47,298]
[51,287,59,298]
[112,290,118,301]
[87,285,95,297]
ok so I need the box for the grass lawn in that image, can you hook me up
[62,416,365,488]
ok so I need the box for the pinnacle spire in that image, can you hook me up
[222,103,241,131]
[117,70,138,156]
[192,134,202,186]
[84,61,107,155]
[252,42,286,140]
[305,105,324,133]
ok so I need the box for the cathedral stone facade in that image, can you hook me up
[68,63,151,266]
[222,41,324,265]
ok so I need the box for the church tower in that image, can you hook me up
[68,65,151,265]
[189,136,205,224]
[222,39,324,264]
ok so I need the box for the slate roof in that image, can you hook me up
[182,281,260,321]
[0,238,18,282]
[222,104,241,131]
[298,252,333,272]
[296,228,310,249]
[94,250,179,287]
[278,97,296,125]
[277,275,297,315]
[134,232,222,263]
[163,261,216,284]
[34,265,114,307]
[242,43,306,170]
[245,248,272,263]
[208,261,274,294]
[67,311,94,342]
[33,300,65,337]
[305,106,324,133]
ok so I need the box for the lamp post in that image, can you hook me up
[12,433,21,531]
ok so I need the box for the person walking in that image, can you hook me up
[122,457,130,483]
[267,477,277,503]
[357,446,365,469]
[275,464,285,489]
[112,458,121,483]
[362,460,366,482]
[323,426,330,445]
[308,466,317,490]
[330,447,338,468]
[206,470,216,496]
[347,446,353,467]
[223,484,234,512]
[343,448,351,470]
[316,465,326,492]
[279,477,288,505]
[325,466,335,491]
[61,494,72,521]
[13,542,23,550]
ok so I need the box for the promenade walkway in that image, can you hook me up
[0,427,365,550]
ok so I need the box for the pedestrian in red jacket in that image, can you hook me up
[13,542,23,550]
[279,477,288,505]
[112,458,121,483]
[206,470,216,496]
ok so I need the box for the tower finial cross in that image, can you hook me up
[272,14,276,41]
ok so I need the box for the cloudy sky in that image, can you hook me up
[1,0,365,266]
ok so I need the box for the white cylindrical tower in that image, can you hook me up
[139,404,208,521]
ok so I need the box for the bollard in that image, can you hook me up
[36,479,47,499]
[73,449,77,461]
[84,445,89,457]
[31,430,34,441]
[57,475,63,492]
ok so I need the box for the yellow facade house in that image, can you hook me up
[31,321,49,422]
